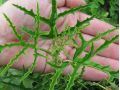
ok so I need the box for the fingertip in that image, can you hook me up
[83,67,108,81]
[66,14,77,27]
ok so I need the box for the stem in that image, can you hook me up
[65,64,80,90]
[21,2,40,81]
[3,14,22,41]
[49,63,68,90]
[49,0,58,38]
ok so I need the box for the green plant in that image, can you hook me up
[84,0,119,26]
[0,0,119,90]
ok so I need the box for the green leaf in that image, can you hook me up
[0,43,21,53]
[3,13,22,41]
[95,35,119,55]
[13,4,50,25]
[98,0,105,5]
[58,5,88,18]
[59,16,93,37]
[88,28,117,43]
[23,79,34,88]
[13,4,35,17]
[21,27,34,36]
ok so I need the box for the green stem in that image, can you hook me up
[21,2,40,81]
[49,63,68,90]
[49,0,58,38]
[65,64,80,90]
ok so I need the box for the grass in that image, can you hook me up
[0,0,119,90]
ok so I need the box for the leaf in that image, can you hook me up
[109,71,119,81]
[84,61,111,73]
[59,16,93,37]
[21,27,34,36]
[3,13,22,41]
[95,35,119,55]
[98,0,105,5]
[23,79,34,88]
[13,4,35,17]
[0,43,21,53]
[58,5,88,18]
[88,28,118,43]
[21,2,41,81]
[73,28,118,60]
[13,4,50,25]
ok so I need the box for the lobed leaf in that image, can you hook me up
[13,4,50,25]
[94,35,119,55]
[3,13,22,41]
[58,5,88,18]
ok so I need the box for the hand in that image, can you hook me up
[0,0,119,81]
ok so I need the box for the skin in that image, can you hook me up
[0,0,119,81]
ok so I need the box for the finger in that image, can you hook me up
[0,41,117,81]
[56,0,65,7]
[77,12,119,44]
[63,47,118,80]
[64,66,108,81]
[0,46,108,81]
[0,39,52,72]
[81,52,119,71]
[83,67,108,81]
[65,46,119,71]
[0,0,78,42]
[48,0,86,7]
[57,7,78,32]
[0,0,51,41]
[66,0,86,8]
[74,33,119,60]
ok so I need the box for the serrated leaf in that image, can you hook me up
[58,5,88,18]
[59,16,93,37]
[13,4,35,17]
[3,13,22,41]
[21,27,34,36]
[95,35,119,55]
[13,4,50,25]
[89,28,117,43]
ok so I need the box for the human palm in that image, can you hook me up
[0,0,119,81]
